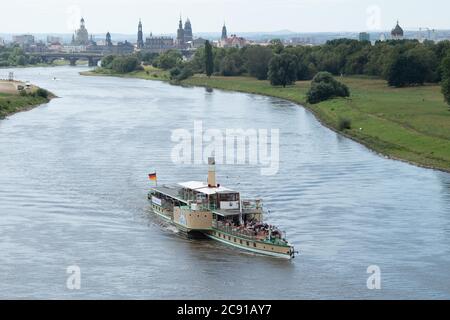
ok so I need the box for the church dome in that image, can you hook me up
[391,21,404,37]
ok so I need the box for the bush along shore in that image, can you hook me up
[0,81,54,119]
[82,38,450,173]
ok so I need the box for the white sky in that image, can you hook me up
[1,0,449,34]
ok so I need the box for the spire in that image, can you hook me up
[137,18,144,48]
[221,22,228,40]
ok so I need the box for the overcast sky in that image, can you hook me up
[1,0,449,34]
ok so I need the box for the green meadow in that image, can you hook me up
[0,92,49,119]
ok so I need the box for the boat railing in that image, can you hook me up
[213,222,264,241]
[212,221,290,246]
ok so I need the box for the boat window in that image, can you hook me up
[220,193,239,201]
[253,243,257,248]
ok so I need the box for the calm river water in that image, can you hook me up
[0,66,449,299]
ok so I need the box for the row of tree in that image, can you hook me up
[193,39,450,88]
[0,46,43,67]
[100,39,450,88]
[99,38,450,105]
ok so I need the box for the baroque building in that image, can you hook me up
[184,18,193,43]
[391,21,404,40]
[218,24,247,49]
[145,33,175,53]
[72,18,90,45]
[176,16,194,48]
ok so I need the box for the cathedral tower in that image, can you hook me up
[177,16,185,47]
[221,23,228,40]
[74,17,89,45]
[137,19,144,49]
[106,32,112,47]
[184,18,193,43]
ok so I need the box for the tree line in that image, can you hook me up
[190,39,450,86]
[0,46,43,67]
[100,38,450,106]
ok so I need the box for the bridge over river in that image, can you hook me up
[29,52,104,66]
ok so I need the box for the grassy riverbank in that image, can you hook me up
[0,81,53,118]
[83,67,450,172]
[81,65,170,81]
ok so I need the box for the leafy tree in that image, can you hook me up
[205,40,214,77]
[15,55,27,66]
[35,88,49,99]
[213,48,227,73]
[169,65,194,81]
[307,71,350,104]
[268,53,297,87]
[345,47,370,75]
[220,55,239,76]
[244,46,273,80]
[101,55,115,68]
[406,46,438,82]
[269,39,284,54]
[111,56,140,73]
[154,50,182,70]
[141,52,159,65]
[441,55,450,106]
[190,47,206,73]
[387,53,427,87]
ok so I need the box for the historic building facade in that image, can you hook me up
[72,18,90,45]
[134,17,197,53]
[391,21,404,40]
[175,17,195,48]
[145,34,175,53]
[217,23,247,48]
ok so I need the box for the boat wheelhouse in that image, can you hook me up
[148,158,295,259]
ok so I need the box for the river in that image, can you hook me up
[0,66,449,299]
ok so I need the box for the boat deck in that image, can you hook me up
[151,185,188,204]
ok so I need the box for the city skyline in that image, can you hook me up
[1,0,450,34]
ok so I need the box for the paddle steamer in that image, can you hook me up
[148,158,296,259]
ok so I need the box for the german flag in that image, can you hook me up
[148,173,157,181]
